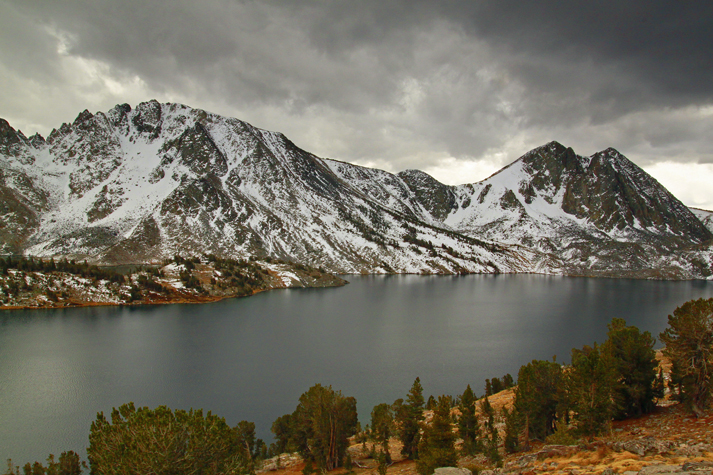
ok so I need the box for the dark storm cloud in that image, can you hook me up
[7,1,710,115]
[444,1,713,115]
[12,0,418,112]
[2,0,713,207]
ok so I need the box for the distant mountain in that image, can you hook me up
[1,101,711,279]
[691,208,713,234]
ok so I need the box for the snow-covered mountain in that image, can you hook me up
[1,101,711,278]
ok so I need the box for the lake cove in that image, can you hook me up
[1,274,711,463]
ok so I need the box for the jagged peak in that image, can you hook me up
[118,102,132,112]
[46,122,73,144]
[73,109,94,126]
[504,140,585,179]
[587,147,639,174]
[28,133,46,149]
[107,103,131,127]
[110,103,132,115]
[0,118,15,134]
[517,140,569,158]
[601,146,621,155]
[543,140,568,152]
[141,98,161,107]
[0,119,23,148]
[133,100,162,124]
[591,147,625,160]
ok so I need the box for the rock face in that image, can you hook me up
[1,101,712,278]
[691,208,713,234]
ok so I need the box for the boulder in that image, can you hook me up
[433,468,472,475]
[612,437,676,456]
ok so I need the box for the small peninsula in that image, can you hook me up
[0,255,346,310]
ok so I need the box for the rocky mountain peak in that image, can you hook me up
[73,109,94,126]
[131,100,163,139]
[0,118,32,163]
[0,118,15,136]
[521,141,584,172]
[561,147,711,242]
[397,169,457,221]
[0,103,711,279]
[107,103,132,128]
[28,133,46,149]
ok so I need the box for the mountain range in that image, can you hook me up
[1,100,712,279]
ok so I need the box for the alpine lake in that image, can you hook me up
[1,274,712,463]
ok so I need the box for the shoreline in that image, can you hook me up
[0,278,349,311]
[0,258,348,311]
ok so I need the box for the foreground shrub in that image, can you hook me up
[88,402,254,475]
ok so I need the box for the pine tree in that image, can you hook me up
[660,298,713,417]
[490,377,504,394]
[502,406,521,454]
[271,414,293,454]
[480,397,501,465]
[513,359,562,446]
[457,385,482,456]
[371,403,393,463]
[289,384,358,471]
[417,396,457,475]
[395,377,425,460]
[603,318,658,419]
[566,344,618,439]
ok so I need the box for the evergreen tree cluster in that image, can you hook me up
[5,403,257,475]
[0,256,124,283]
[507,318,664,450]
[203,255,267,295]
[484,373,514,397]
[4,451,85,475]
[394,377,425,461]
[270,384,358,473]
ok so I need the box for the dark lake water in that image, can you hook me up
[1,274,712,463]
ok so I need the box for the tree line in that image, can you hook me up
[5,298,713,475]
[0,256,124,284]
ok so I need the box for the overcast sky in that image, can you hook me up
[2,1,713,209]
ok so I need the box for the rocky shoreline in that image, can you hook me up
[0,257,347,310]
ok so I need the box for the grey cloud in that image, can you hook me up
[10,1,407,112]
[2,0,713,196]
[0,3,64,80]
[445,1,713,110]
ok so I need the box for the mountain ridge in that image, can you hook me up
[1,100,711,279]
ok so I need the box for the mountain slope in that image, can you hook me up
[0,102,529,274]
[1,101,711,279]
[691,208,713,234]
